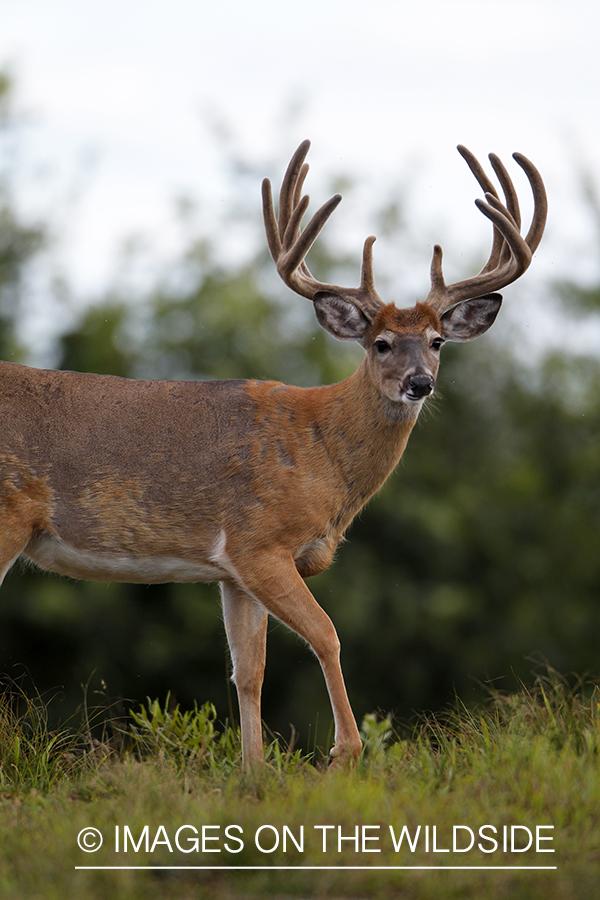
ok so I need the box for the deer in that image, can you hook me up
[0,140,546,770]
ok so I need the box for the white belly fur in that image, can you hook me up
[24,534,227,584]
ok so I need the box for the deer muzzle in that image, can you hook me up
[404,373,435,400]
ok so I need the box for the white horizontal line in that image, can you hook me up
[75,865,558,871]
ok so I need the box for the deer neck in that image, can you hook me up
[314,358,421,513]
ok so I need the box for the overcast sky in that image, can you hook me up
[2,0,599,306]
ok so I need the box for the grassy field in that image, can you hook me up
[0,669,598,900]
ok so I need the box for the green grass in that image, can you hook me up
[0,669,598,899]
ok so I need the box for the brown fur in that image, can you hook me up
[368,302,441,338]
[0,340,424,768]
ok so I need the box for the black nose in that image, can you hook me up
[406,374,434,397]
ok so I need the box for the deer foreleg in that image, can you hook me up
[229,552,362,768]
[221,580,268,771]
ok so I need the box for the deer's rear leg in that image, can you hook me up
[0,467,53,586]
[220,580,268,771]
[0,511,36,588]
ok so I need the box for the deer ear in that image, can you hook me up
[313,292,370,342]
[440,293,502,342]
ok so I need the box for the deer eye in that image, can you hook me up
[431,337,443,351]
[374,339,391,354]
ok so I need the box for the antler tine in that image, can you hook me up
[458,145,524,275]
[283,193,311,250]
[513,153,547,254]
[456,145,504,276]
[426,146,547,315]
[294,162,309,210]
[360,235,377,293]
[262,141,384,317]
[278,140,311,237]
[436,192,532,308]
[475,194,532,271]
[489,153,521,230]
[457,144,499,198]
[280,193,343,284]
[487,153,522,272]
[261,176,282,260]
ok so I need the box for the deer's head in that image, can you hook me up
[263,141,547,407]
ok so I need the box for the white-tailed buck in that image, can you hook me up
[0,141,546,769]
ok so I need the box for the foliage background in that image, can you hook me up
[1,72,600,751]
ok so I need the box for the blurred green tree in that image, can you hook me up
[0,72,46,360]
